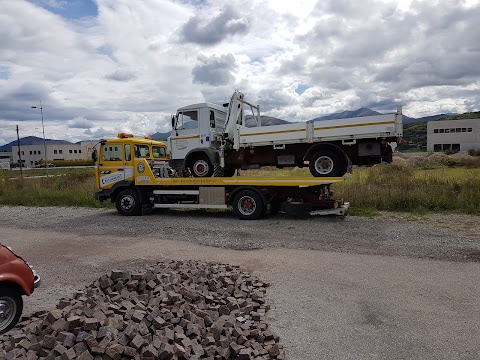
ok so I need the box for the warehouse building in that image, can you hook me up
[427,118,480,152]
[12,143,83,167]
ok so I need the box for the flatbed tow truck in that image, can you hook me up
[94,134,350,220]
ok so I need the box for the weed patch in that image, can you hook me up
[1,164,479,215]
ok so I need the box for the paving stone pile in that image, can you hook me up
[0,260,285,360]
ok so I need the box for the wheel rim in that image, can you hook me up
[193,159,210,177]
[314,156,334,175]
[238,196,256,216]
[0,297,16,332]
[120,194,135,211]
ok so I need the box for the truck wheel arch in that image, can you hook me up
[185,149,219,168]
[186,150,219,177]
[304,143,350,177]
[228,186,269,208]
[109,181,135,203]
[303,143,348,163]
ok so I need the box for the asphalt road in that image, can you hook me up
[1,206,480,359]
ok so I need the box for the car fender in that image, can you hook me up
[0,258,35,296]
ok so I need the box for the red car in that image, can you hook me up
[0,244,40,335]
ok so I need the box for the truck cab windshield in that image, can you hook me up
[152,146,166,159]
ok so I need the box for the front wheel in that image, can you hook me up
[0,286,23,335]
[232,190,265,220]
[115,189,142,216]
[189,155,214,177]
[309,150,346,177]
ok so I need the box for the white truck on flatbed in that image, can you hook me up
[168,91,403,177]
[93,134,349,219]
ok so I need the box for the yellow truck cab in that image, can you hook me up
[94,133,168,210]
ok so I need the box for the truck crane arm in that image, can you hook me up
[222,90,261,141]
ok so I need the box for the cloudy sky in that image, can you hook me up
[1,0,479,145]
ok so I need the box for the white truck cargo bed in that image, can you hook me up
[236,112,402,148]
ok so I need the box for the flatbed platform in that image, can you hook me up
[152,176,345,187]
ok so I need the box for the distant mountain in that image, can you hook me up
[310,107,423,124]
[245,115,289,127]
[439,111,480,120]
[0,136,72,152]
[403,113,456,125]
[311,107,381,121]
[151,131,171,140]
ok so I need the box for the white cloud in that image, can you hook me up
[0,0,479,145]
[67,116,93,129]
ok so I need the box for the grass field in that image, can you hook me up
[0,168,110,208]
[1,164,479,215]
[242,165,480,216]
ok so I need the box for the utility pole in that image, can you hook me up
[31,101,48,177]
[16,125,23,182]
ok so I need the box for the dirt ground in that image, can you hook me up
[1,206,480,359]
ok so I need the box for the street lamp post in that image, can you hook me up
[31,101,48,177]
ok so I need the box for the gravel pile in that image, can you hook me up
[0,260,284,360]
[404,153,446,166]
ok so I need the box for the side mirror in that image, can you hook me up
[92,149,97,162]
[171,115,177,130]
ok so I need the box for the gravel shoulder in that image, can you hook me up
[1,206,480,359]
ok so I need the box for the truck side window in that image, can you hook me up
[178,111,198,130]
[134,144,150,158]
[210,110,215,128]
[125,144,131,161]
[102,145,123,161]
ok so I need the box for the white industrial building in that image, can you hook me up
[427,118,480,152]
[12,143,84,167]
[80,141,100,161]
[0,151,12,169]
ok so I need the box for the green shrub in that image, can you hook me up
[444,149,458,155]
[441,157,460,167]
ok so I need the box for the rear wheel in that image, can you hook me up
[116,189,142,216]
[189,155,214,177]
[309,150,346,177]
[382,143,393,163]
[232,190,264,220]
[0,286,23,335]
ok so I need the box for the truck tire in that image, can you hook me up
[232,190,265,220]
[189,155,214,177]
[0,286,23,335]
[141,203,153,216]
[309,150,346,177]
[382,143,393,163]
[115,189,142,216]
